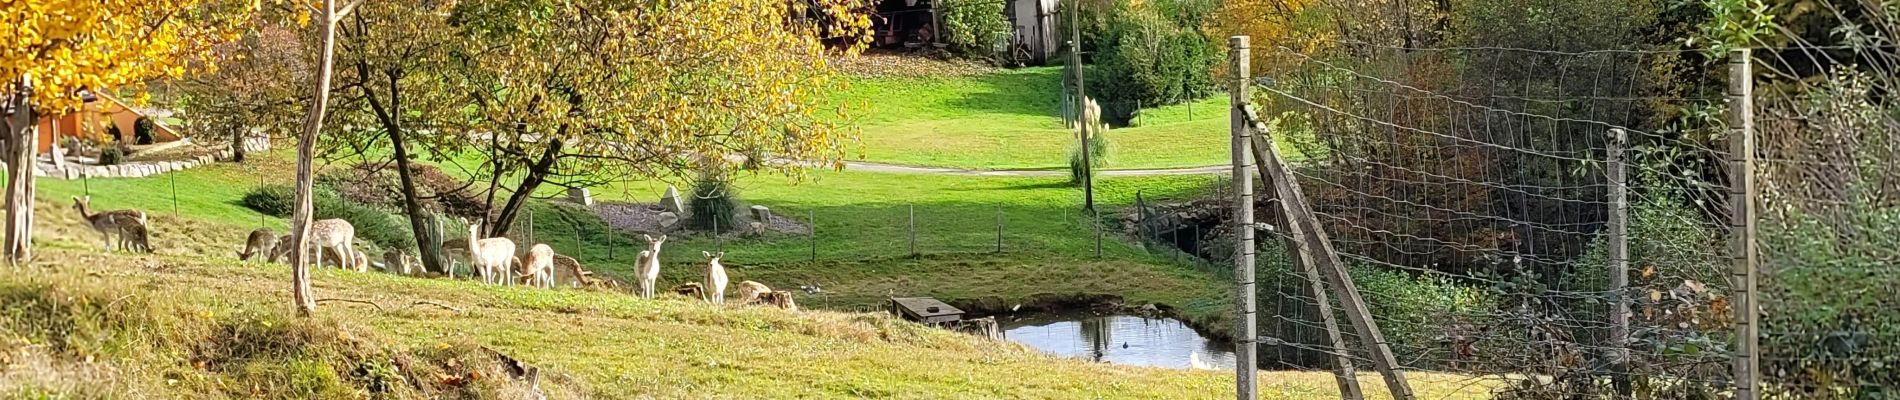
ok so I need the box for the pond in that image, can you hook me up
[1000,313,1238,370]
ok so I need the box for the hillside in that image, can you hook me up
[0,247,1492,399]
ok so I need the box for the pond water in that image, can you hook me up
[1000,313,1238,370]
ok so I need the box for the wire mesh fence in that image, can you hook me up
[1242,41,1739,398]
[1218,19,1898,397]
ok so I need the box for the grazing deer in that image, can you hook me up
[238,228,277,262]
[380,249,416,276]
[635,234,666,298]
[440,238,471,279]
[466,223,517,285]
[701,251,729,305]
[519,244,555,288]
[734,280,771,305]
[270,234,293,263]
[310,219,362,272]
[754,291,798,311]
[71,196,147,252]
[550,254,586,288]
[120,222,153,253]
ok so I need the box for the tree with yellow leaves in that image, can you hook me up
[1,0,248,263]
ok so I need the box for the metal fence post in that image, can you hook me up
[907,204,917,257]
[1229,35,1258,400]
[995,207,1004,253]
[809,209,817,262]
[170,171,179,217]
[1093,209,1103,258]
[1727,48,1761,400]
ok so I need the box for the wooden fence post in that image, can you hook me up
[1244,105,1415,399]
[1607,128,1632,395]
[1228,35,1259,400]
[1252,126,1364,399]
[1728,48,1761,400]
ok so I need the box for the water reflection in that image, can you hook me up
[1000,314,1237,370]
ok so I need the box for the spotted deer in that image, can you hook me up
[71,196,148,252]
[701,251,729,305]
[309,219,362,272]
[635,235,666,298]
[238,228,277,262]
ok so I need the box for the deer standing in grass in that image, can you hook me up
[701,251,729,305]
[441,238,471,279]
[239,228,277,262]
[636,234,666,298]
[71,196,148,252]
[466,223,517,285]
[308,219,362,271]
[519,244,555,288]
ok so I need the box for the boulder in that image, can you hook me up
[656,211,681,231]
[568,187,593,206]
[659,185,684,213]
[749,205,771,224]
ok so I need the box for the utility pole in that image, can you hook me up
[1070,2,1093,211]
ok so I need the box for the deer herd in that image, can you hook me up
[78,198,795,310]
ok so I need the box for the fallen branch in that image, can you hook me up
[409,300,465,314]
[316,298,385,311]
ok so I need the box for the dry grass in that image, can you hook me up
[0,210,1504,399]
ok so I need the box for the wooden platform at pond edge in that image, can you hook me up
[890,297,964,325]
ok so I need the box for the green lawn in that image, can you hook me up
[836,67,1245,170]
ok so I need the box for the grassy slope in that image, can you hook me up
[40,150,1239,328]
[836,67,1245,170]
[1,233,1492,399]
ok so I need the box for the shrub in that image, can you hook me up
[97,146,125,166]
[314,195,414,252]
[941,0,1010,57]
[688,177,743,232]
[103,123,122,143]
[133,117,156,145]
[1066,133,1109,184]
[241,184,414,251]
[1088,5,1219,125]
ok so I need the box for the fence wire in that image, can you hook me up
[1245,42,1740,399]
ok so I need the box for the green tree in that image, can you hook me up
[442,0,871,238]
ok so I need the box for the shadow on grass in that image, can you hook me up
[943,68,1066,118]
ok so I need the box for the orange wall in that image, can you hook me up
[33,96,182,153]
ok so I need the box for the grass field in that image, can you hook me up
[0,243,1498,398]
[835,67,1246,170]
[29,150,1240,329]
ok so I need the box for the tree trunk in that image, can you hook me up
[4,77,38,265]
[362,69,444,274]
[487,138,561,238]
[290,0,341,316]
[230,123,247,163]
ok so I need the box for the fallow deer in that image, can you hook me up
[701,251,729,305]
[519,243,555,288]
[238,228,277,262]
[466,223,517,285]
[635,235,666,298]
[734,280,772,305]
[71,196,147,252]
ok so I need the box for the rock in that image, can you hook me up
[660,185,684,213]
[656,211,681,231]
[567,187,593,206]
[749,205,771,224]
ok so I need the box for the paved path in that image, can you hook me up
[841,161,1227,177]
